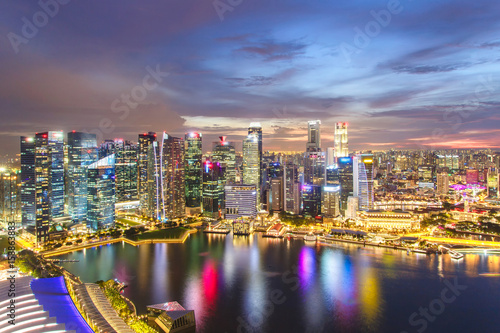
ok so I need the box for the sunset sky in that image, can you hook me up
[1,0,499,157]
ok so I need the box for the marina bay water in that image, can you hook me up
[57,232,500,333]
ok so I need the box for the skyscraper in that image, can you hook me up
[301,185,321,217]
[304,120,325,185]
[334,122,348,160]
[87,154,116,230]
[21,136,36,226]
[337,157,354,214]
[354,154,374,210]
[322,185,341,218]
[284,160,300,214]
[202,159,225,219]
[211,136,236,184]
[114,139,138,202]
[437,173,449,196]
[306,120,321,152]
[67,132,98,222]
[0,169,21,223]
[161,133,185,219]
[248,123,263,186]
[45,131,65,218]
[243,133,261,207]
[146,141,161,220]
[138,132,156,215]
[224,184,257,220]
[34,132,50,244]
[185,132,203,215]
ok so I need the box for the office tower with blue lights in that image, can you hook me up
[87,154,116,230]
[202,159,226,219]
[138,132,156,215]
[21,136,36,226]
[224,184,257,220]
[67,131,98,222]
[212,136,236,184]
[354,154,374,210]
[44,131,65,218]
[301,184,321,217]
[338,157,354,214]
[114,139,138,202]
[185,132,203,215]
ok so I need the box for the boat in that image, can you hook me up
[450,252,464,260]
[412,249,428,254]
[304,233,317,242]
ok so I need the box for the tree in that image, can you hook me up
[442,201,452,212]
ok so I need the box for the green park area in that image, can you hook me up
[116,216,145,227]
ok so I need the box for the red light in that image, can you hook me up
[43,134,47,138]
[72,130,76,133]
[143,133,147,135]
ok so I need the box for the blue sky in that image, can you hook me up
[0,0,499,157]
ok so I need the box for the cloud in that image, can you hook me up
[235,38,308,61]
[225,76,276,87]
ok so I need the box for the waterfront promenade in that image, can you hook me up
[41,229,197,257]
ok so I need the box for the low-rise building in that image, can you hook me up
[357,210,420,230]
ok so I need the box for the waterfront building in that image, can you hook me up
[211,136,236,184]
[338,157,354,213]
[354,154,374,210]
[67,132,98,222]
[202,160,225,219]
[357,210,420,230]
[161,133,186,220]
[185,132,203,215]
[224,184,257,220]
[114,139,138,202]
[138,132,157,216]
[301,184,321,217]
[334,122,348,160]
[146,141,161,220]
[346,196,359,219]
[233,220,254,235]
[87,154,115,230]
[20,136,36,226]
[322,185,341,218]
[146,301,196,333]
[243,133,261,207]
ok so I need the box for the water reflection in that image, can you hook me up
[56,233,500,333]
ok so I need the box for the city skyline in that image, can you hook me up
[1,0,500,159]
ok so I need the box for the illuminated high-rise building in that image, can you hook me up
[45,131,65,218]
[67,132,98,222]
[334,122,348,160]
[354,154,374,210]
[248,123,263,186]
[437,173,449,196]
[337,157,354,213]
[284,161,300,214]
[114,139,138,202]
[322,185,340,218]
[202,159,225,219]
[306,120,321,152]
[146,141,161,220]
[269,177,284,212]
[138,132,156,215]
[212,136,236,184]
[87,154,116,230]
[224,184,257,220]
[301,185,321,217]
[185,132,203,215]
[21,136,36,226]
[304,120,325,185]
[0,169,21,223]
[243,133,261,207]
[161,133,185,220]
